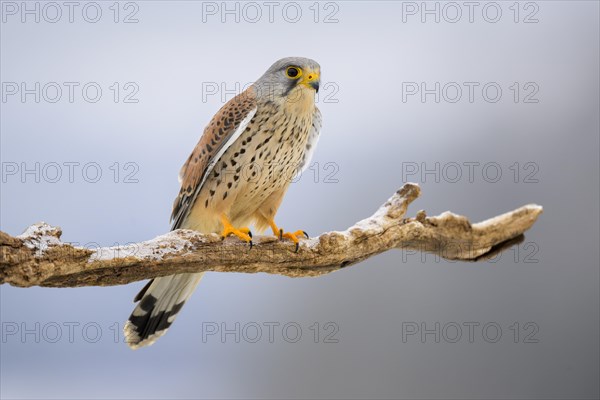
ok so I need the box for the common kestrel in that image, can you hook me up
[125,57,322,349]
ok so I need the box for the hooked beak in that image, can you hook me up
[300,70,320,93]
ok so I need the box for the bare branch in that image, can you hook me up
[0,183,543,288]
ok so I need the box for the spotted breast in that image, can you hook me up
[184,85,319,233]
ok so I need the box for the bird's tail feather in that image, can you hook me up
[124,272,204,349]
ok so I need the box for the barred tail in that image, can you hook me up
[124,273,204,349]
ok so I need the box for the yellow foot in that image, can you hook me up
[268,220,309,252]
[220,214,253,249]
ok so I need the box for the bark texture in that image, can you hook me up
[0,183,543,288]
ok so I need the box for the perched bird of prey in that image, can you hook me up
[124,57,322,349]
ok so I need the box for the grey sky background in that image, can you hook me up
[1,1,599,399]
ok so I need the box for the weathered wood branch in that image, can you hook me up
[0,183,543,288]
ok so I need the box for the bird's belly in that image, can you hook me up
[188,111,313,230]
[229,121,312,219]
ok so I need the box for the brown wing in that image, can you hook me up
[170,87,258,230]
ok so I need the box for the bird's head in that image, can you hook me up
[254,57,320,113]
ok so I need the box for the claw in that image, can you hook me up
[220,214,252,245]
[268,220,307,252]
[281,230,305,252]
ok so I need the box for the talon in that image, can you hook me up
[220,214,252,244]
[267,219,307,252]
[249,240,253,250]
[238,227,252,237]
[281,231,301,251]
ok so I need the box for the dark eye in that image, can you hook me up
[286,66,302,78]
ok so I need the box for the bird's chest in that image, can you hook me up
[264,113,310,161]
[235,112,312,191]
[200,109,313,212]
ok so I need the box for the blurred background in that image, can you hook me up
[1,1,598,399]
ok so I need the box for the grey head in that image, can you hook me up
[254,57,321,102]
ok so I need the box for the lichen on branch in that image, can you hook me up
[0,183,543,288]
